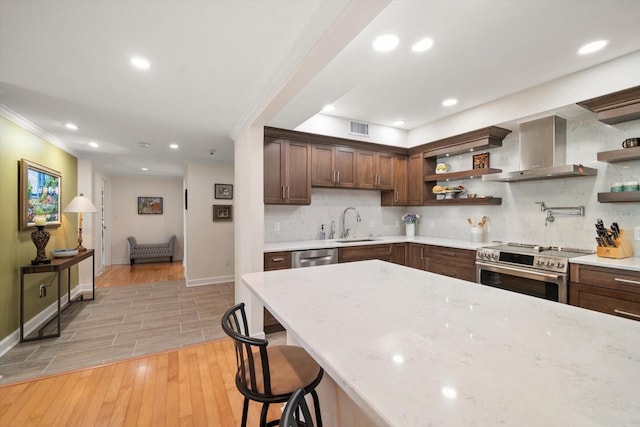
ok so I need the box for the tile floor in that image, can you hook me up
[0,280,235,385]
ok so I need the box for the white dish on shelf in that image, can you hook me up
[51,249,78,258]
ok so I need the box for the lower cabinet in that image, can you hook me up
[427,246,476,282]
[570,263,640,321]
[263,251,291,333]
[391,243,407,265]
[339,244,393,263]
[407,243,429,270]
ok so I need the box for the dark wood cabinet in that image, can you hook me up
[263,251,292,333]
[428,246,476,282]
[264,137,311,205]
[407,243,429,270]
[570,263,640,321]
[407,152,427,206]
[381,154,408,206]
[355,151,393,190]
[391,243,407,265]
[311,144,356,188]
[338,244,393,263]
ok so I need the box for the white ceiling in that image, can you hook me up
[2,0,640,176]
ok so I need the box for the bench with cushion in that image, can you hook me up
[127,235,176,265]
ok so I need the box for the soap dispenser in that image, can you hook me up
[319,224,326,240]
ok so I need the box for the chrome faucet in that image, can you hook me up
[341,207,362,239]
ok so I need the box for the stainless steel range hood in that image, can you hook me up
[483,116,597,182]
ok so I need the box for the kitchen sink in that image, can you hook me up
[336,238,379,243]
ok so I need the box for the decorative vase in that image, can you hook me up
[31,226,51,265]
[405,223,415,237]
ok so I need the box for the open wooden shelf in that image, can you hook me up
[423,197,502,206]
[577,85,640,125]
[597,146,640,163]
[597,192,640,203]
[424,168,502,182]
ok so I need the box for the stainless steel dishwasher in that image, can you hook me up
[291,248,338,268]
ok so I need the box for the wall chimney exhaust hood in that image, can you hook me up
[483,116,597,182]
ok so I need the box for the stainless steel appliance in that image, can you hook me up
[292,248,338,268]
[476,243,593,303]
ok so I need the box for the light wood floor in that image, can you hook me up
[0,338,283,426]
[96,262,185,288]
[1,263,285,425]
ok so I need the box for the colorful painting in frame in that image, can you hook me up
[138,197,163,214]
[18,159,62,230]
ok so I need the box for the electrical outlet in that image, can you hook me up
[274,222,280,232]
[224,259,230,267]
[428,220,435,230]
[368,220,375,228]
[634,226,640,241]
[39,284,46,298]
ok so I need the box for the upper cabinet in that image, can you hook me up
[577,85,640,125]
[355,150,393,190]
[381,154,408,206]
[311,144,356,188]
[264,136,311,205]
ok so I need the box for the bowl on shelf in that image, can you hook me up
[51,249,78,258]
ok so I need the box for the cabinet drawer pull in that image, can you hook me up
[614,278,640,286]
[271,257,285,262]
[614,309,640,319]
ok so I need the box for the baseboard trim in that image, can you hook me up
[186,275,235,287]
[0,282,93,358]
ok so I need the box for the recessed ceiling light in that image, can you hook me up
[393,120,405,126]
[411,37,434,53]
[322,104,336,112]
[141,167,149,171]
[131,56,151,70]
[169,143,179,149]
[65,122,78,130]
[442,98,458,107]
[89,141,99,148]
[577,40,608,55]
[372,34,399,52]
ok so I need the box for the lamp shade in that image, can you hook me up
[64,194,97,213]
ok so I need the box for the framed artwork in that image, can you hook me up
[213,204,233,221]
[18,159,62,230]
[472,153,490,170]
[138,196,163,214]
[215,183,233,199]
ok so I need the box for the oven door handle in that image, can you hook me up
[476,261,564,283]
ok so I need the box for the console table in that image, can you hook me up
[20,249,95,342]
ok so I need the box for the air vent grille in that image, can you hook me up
[349,121,369,137]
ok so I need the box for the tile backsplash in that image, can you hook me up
[265,112,640,253]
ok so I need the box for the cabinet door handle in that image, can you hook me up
[281,186,285,199]
[614,309,640,319]
[337,171,340,183]
[420,248,425,259]
[286,186,290,199]
[332,170,336,183]
[615,278,640,285]
[395,190,398,202]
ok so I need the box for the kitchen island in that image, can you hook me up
[242,260,640,426]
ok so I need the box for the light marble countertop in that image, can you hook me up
[242,260,640,427]
[264,235,496,253]
[570,254,640,273]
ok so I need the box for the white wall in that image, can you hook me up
[296,113,408,147]
[110,176,184,265]
[184,161,234,286]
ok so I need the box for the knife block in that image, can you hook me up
[597,230,633,259]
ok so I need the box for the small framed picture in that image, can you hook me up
[215,183,233,199]
[213,204,233,221]
[138,196,163,214]
[472,153,490,170]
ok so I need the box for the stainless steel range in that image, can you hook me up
[476,243,593,303]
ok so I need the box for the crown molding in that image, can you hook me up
[0,104,77,156]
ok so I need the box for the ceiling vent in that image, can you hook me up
[349,120,369,137]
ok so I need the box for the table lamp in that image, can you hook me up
[63,193,97,252]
